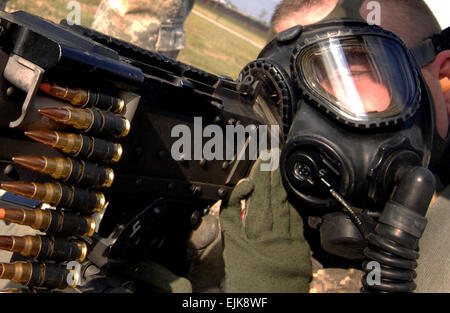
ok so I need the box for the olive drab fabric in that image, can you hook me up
[92,0,195,57]
[220,157,312,293]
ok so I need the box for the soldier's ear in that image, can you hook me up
[424,50,450,138]
[427,50,450,81]
[441,78,450,113]
[429,50,450,104]
[434,51,450,117]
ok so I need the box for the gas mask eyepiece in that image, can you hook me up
[296,35,421,128]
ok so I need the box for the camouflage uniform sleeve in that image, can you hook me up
[308,255,363,293]
[309,267,364,293]
[91,0,195,56]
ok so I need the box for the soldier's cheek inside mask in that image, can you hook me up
[311,50,392,114]
[319,69,391,113]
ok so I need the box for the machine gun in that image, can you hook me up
[0,10,279,292]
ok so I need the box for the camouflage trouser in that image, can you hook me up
[91,0,194,58]
[309,258,363,293]
[0,0,7,11]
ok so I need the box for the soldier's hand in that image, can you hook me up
[127,259,192,293]
[220,156,312,293]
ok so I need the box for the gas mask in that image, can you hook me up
[237,0,444,292]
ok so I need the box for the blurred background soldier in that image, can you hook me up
[0,0,8,11]
[91,0,195,59]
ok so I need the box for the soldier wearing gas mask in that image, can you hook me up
[186,0,449,293]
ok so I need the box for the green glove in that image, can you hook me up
[221,157,312,293]
[127,259,192,293]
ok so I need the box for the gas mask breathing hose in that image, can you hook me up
[360,166,435,292]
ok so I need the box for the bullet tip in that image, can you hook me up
[24,130,58,147]
[12,156,46,172]
[38,107,70,122]
[40,83,51,94]
[0,184,9,194]
[0,182,36,199]
[12,156,46,171]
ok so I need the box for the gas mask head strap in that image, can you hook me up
[321,0,365,22]
[411,26,450,67]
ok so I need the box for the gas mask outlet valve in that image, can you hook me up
[361,166,435,293]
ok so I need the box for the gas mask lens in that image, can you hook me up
[299,36,418,124]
